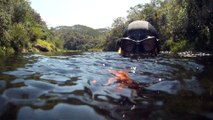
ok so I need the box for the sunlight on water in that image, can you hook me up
[0,52,213,120]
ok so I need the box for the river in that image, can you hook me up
[0,52,213,120]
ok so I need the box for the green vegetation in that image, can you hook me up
[103,17,127,51]
[164,39,187,53]
[0,0,63,55]
[104,0,213,53]
[56,25,107,51]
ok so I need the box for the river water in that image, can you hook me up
[0,52,212,120]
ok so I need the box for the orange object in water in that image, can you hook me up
[108,70,133,84]
[107,69,141,91]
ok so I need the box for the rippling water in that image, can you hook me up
[0,52,213,120]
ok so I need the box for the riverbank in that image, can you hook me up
[1,48,212,59]
[160,51,212,58]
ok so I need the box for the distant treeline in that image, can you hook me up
[0,0,63,55]
[55,25,107,51]
[105,0,213,52]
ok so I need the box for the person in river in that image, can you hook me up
[118,20,160,57]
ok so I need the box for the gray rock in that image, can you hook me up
[146,80,181,94]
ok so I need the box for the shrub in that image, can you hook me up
[165,39,187,53]
[9,23,30,52]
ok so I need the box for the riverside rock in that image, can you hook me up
[34,44,49,52]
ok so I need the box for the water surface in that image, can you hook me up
[0,52,213,120]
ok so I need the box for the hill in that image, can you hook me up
[56,25,105,37]
[96,28,108,33]
[55,25,107,50]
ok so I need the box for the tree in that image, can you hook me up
[9,23,30,52]
[104,17,127,51]
[0,0,64,54]
[186,0,213,51]
[0,11,11,48]
[105,0,213,52]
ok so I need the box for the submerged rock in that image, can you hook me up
[146,80,181,94]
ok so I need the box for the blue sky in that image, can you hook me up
[30,0,150,29]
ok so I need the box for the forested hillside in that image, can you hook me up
[56,25,107,51]
[105,0,213,52]
[0,0,63,55]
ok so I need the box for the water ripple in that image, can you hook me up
[0,52,212,120]
[3,86,45,106]
[18,103,106,120]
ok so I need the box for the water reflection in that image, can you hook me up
[0,52,212,120]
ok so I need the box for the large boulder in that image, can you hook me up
[34,44,49,52]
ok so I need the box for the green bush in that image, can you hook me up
[31,27,46,40]
[0,11,12,47]
[171,40,187,53]
[165,39,174,47]
[9,23,30,52]
[52,37,63,49]
[165,39,187,53]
